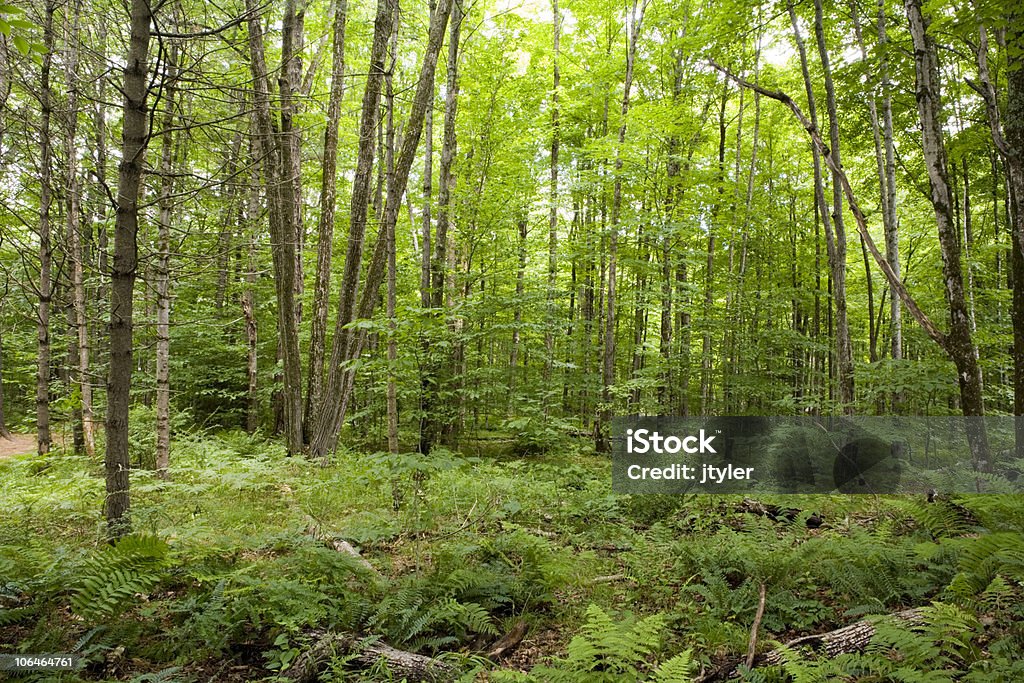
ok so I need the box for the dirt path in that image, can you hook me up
[0,434,37,459]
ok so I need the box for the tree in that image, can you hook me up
[106,0,155,537]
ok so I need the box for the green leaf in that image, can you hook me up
[0,18,9,36]
[0,4,24,14]
[13,34,28,55]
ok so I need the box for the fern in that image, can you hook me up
[71,534,172,621]
[531,605,677,682]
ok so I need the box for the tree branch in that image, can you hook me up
[708,59,949,353]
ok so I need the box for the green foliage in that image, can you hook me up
[70,534,172,622]
[524,605,692,682]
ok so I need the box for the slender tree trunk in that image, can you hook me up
[154,41,180,478]
[106,0,154,537]
[247,0,304,454]
[62,0,94,456]
[701,83,728,416]
[36,1,55,456]
[510,217,527,396]
[812,0,853,411]
[1007,10,1024,442]
[906,0,989,468]
[312,0,451,459]
[243,152,261,434]
[545,0,561,388]
[599,0,646,450]
[421,0,462,453]
[306,0,348,439]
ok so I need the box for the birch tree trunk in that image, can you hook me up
[154,40,180,478]
[905,0,989,467]
[106,0,154,537]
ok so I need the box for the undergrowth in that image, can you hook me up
[1,430,1022,682]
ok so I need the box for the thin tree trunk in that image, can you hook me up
[243,148,261,434]
[599,0,647,450]
[306,0,348,439]
[63,0,94,456]
[545,0,561,388]
[812,0,853,411]
[312,0,450,459]
[510,217,527,395]
[421,0,462,453]
[106,0,154,538]
[905,0,989,467]
[701,83,728,416]
[154,40,180,478]
[247,0,304,454]
[36,1,55,457]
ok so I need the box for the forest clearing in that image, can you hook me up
[1,0,1023,679]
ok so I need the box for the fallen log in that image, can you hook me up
[305,519,384,580]
[283,631,456,682]
[486,621,528,660]
[697,607,923,681]
[738,498,823,528]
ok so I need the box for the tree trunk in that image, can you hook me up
[312,0,451,459]
[106,0,154,538]
[599,0,646,450]
[36,1,55,457]
[906,0,989,467]
[306,0,348,440]
[701,82,728,416]
[243,152,261,434]
[544,0,561,389]
[63,0,94,457]
[246,0,304,455]
[0,315,9,439]
[421,0,462,453]
[812,0,853,411]
[154,40,180,478]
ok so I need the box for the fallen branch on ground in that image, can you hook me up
[283,631,456,682]
[697,607,923,681]
[486,621,528,660]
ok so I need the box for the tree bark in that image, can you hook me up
[154,40,180,478]
[306,0,348,440]
[246,0,304,455]
[599,0,646,450]
[905,0,989,467]
[36,1,55,457]
[311,0,451,459]
[106,0,154,538]
[63,0,94,457]
[812,0,853,411]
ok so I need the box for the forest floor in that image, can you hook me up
[0,433,35,459]
[0,427,1022,682]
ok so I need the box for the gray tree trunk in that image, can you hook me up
[154,40,180,478]
[307,0,399,459]
[106,0,154,537]
[306,0,349,440]
[906,0,989,468]
[36,1,55,456]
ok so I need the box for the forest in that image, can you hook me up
[1,0,1023,679]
